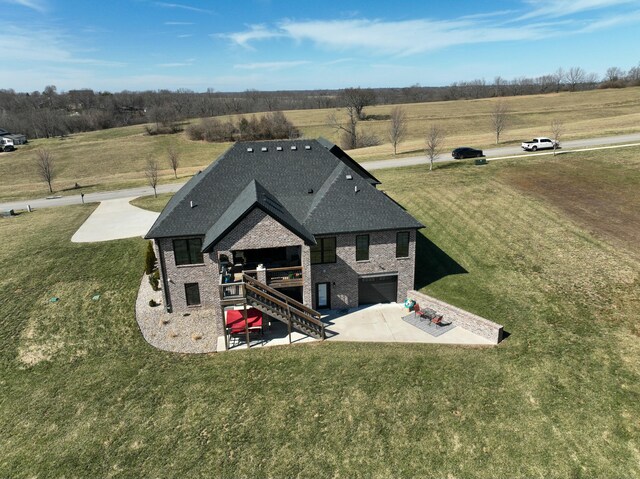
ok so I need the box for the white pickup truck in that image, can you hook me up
[521,137,559,151]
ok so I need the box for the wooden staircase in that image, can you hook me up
[223,274,325,341]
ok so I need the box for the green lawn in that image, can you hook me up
[130,192,175,212]
[1,148,639,477]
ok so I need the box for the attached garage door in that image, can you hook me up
[358,275,398,305]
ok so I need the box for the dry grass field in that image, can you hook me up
[255,86,640,160]
[1,86,638,201]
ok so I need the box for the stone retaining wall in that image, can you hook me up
[407,290,504,344]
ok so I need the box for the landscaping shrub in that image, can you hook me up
[185,122,205,141]
[148,269,160,291]
[187,111,299,143]
[144,241,156,275]
[149,299,158,307]
[202,118,236,142]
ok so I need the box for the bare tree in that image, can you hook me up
[167,146,180,179]
[490,100,509,145]
[603,67,625,86]
[424,125,446,171]
[550,119,564,156]
[145,159,159,198]
[627,62,640,85]
[387,106,408,155]
[328,108,358,150]
[35,149,55,193]
[565,67,586,92]
[341,87,375,120]
[493,76,506,97]
[553,68,565,92]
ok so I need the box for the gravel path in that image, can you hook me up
[134,273,219,353]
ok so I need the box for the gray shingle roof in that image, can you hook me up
[202,179,316,250]
[146,138,423,250]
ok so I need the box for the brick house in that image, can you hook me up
[146,138,423,341]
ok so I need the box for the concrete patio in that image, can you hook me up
[216,303,493,351]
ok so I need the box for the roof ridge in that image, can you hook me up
[304,164,424,234]
[304,162,346,222]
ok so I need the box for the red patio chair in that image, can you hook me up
[414,304,445,326]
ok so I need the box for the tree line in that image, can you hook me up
[1,62,638,139]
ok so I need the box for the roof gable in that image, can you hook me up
[202,179,316,251]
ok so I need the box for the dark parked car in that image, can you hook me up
[452,147,484,159]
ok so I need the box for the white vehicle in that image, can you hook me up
[0,137,15,152]
[521,137,559,151]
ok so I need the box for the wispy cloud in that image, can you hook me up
[519,0,638,19]
[177,34,193,38]
[233,60,310,70]
[155,2,212,14]
[2,0,47,13]
[164,21,194,25]
[220,2,640,56]
[0,25,125,66]
[217,24,285,49]
[157,58,195,67]
[576,8,640,31]
[224,18,556,56]
[324,58,355,66]
[459,9,516,20]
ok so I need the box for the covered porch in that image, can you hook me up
[219,245,307,306]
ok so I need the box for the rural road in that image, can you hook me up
[364,132,640,170]
[2,132,640,212]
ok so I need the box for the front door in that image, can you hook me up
[316,282,330,309]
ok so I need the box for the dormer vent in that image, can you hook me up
[261,147,268,152]
[291,145,297,150]
[354,186,359,193]
[190,200,196,208]
[305,145,311,150]
[346,174,353,180]
[247,147,253,152]
[308,188,314,194]
[276,146,283,151]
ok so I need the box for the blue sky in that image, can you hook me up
[1,0,639,92]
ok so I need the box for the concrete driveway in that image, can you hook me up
[71,197,159,243]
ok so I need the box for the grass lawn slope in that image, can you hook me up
[129,192,175,213]
[1,148,639,477]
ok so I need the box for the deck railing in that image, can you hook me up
[220,280,245,299]
[237,266,303,288]
[266,266,303,288]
